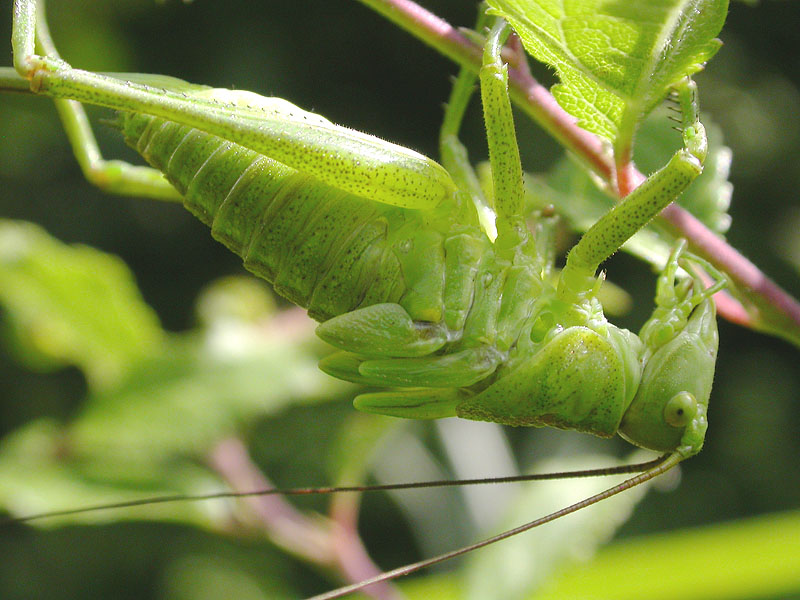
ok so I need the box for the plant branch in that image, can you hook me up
[354,0,800,340]
[208,437,400,600]
[328,490,405,600]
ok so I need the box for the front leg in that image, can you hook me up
[558,78,708,303]
[480,19,525,228]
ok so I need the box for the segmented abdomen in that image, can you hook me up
[120,112,420,321]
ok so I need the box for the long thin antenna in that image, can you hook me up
[2,455,667,526]
[307,452,682,600]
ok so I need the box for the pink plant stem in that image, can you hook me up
[614,152,638,197]
[208,438,399,600]
[208,438,335,563]
[355,0,800,333]
[662,204,800,329]
[329,493,405,600]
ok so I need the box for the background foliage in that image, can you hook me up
[1,1,799,599]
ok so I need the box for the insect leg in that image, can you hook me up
[437,14,528,241]
[558,79,707,301]
[438,10,496,239]
[479,19,525,228]
[5,1,180,200]
[11,0,457,211]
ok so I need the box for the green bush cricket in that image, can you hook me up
[4,1,779,598]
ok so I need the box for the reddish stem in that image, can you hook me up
[208,438,399,600]
[614,147,638,197]
[329,493,405,600]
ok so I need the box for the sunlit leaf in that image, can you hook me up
[487,0,728,152]
[533,510,800,600]
[400,510,800,600]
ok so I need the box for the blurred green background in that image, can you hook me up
[1,1,799,599]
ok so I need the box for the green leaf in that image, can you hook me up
[0,294,351,529]
[0,220,164,389]
[399,510,800,600]
[68,333,344,471]
[487,0,728,152]
[0,270,351,529]
[532,509,800,600]
[0,420,227,529]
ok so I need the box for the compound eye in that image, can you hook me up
[664,392,697,428]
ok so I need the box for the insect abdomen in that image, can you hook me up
[119,113,410,320]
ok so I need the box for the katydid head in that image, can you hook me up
[619,244,725,454]
[619,296,718,452]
